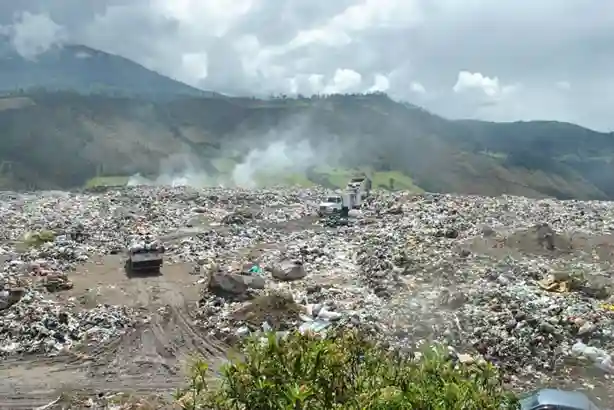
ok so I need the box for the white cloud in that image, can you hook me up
[323,68,362,94]
[180,52,209,85]
[368,74,390,93]
[453,71,517,99]
[3,12,66,60]
[0,1,614,129]
[410,81,426,94]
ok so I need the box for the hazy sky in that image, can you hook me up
[0,0,612,131]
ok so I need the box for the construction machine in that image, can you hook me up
[346,175,372,199]
[125,237,165,274]
[317,190,361,216]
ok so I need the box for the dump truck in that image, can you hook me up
[318,191,361,216]
[125,239,165,273]
[346,175,371,199]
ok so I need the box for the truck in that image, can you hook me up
[125,239,165,274]
[346,175,371,199]
[318,190,361,217]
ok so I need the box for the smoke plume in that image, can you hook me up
[127,116,338,188]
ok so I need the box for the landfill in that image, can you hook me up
[2,186,614,395]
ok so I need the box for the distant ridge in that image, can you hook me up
[0,42,221,99]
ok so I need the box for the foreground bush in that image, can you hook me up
[175,330,519,410]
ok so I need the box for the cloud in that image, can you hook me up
[453,71,517,100]
[369,74,391,93]
[0,1,613,130]
[2,11,66,59]
[410,82,426,94]
[324,68,362,94]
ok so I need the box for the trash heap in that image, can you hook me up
[1,186,614,390]
[128,237,164,253]
[0,289,134,356]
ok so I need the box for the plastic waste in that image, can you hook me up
[571,341,614,374]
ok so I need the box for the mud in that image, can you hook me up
[232,293,304,331]
[0,255,227,409]
[469,225,614,266]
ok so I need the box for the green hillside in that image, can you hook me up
[0,45,612,198]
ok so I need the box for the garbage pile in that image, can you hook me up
[0,289,134,356]
[128,237,164,253]
[1,186,614,390]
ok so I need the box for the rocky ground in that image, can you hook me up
[2,187,614,408]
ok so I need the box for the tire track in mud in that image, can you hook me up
[83,303,227,393]
[0,261,228,408]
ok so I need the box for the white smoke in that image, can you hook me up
[127,152,217,187]
[126,172,211,187]
[231,139,316,188]
[126,113,341,189]
[127,138,326,188]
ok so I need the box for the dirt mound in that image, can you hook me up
[232,293,304,331]
[505,223,573,256]
[470,224,614,266]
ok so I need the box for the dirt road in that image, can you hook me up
[0,256,227,409]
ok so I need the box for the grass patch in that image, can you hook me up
[175,330,518,409]
[313,167,355,188]
[312,166,422,191]
[254,171,314,187]
[371,171,422,191]
[84,175,129,188]
[80,165,419,192]
[22,229,56,247]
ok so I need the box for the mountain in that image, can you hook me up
[0,43,220,99]
[0,44,613,199]
[0,90,613,199]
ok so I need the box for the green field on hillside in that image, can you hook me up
[314,166,422,191]
[84,176,130,188]
[84,162,422,192]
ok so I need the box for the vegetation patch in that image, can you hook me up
[175,330,518,410]
[84,175,129,188]
[23,229,56,247]
[312,166,422,192]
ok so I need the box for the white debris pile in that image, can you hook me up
[0,186,323,357]
[2,184,614,391]
[0,290,134,356]
[349,193,614,382]
[195,230,381,341]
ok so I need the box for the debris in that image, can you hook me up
[271,259,307,281]
[231,293,304,331]
[208,271,265,299]
[2,186,614,397]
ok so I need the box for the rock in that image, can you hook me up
[444,228,459,239]
[39,273,73,292]
[0,288,25,310]
[271,259,307,281]
[221,213,246,225]
[577,322,597,336]
[208,272,265,297]
[386,206,403,215]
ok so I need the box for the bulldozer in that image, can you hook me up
[125,237,165,274]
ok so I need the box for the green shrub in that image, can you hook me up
[175,330,519,410]
[23,229,56,247]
